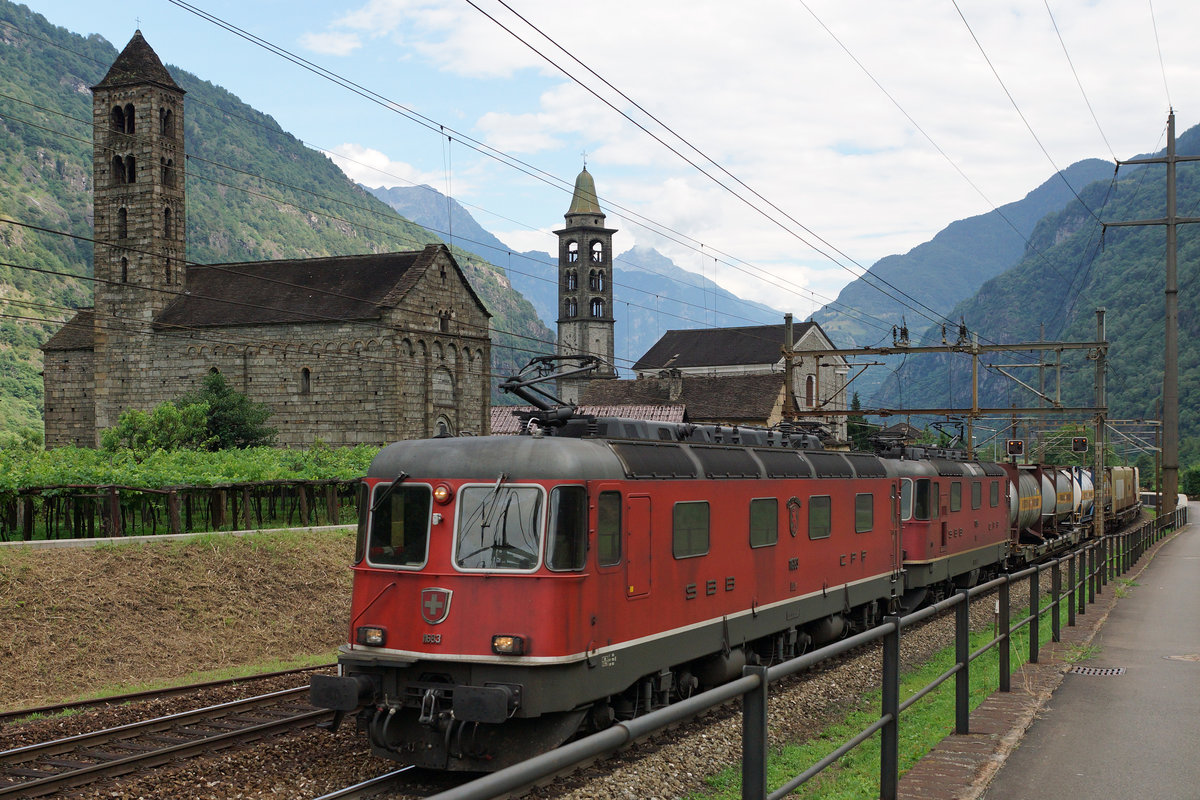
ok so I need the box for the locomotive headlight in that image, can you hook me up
[433,484,454,505]
[356,626,386,647]
[491,634,526,655]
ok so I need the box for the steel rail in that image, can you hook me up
[0,664,333,726]
[0,687,331,798]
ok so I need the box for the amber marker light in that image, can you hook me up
[356,626,386,647]
[433,484,454,505]
[491,635,526,655]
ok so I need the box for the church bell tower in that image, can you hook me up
[555,166,617,404]
[90,31,186,436]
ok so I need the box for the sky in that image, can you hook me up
[31,0,1200,319]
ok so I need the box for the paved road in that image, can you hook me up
[982,512,1200,799]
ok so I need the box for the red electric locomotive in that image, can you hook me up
[311,361,1021,770]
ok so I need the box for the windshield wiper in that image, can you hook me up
[369,471,409,514]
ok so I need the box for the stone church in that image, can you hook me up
[41,31,492,448]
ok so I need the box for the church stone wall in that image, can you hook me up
[42,349,96,448]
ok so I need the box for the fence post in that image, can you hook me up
[955,591,970,735]
[1067,552,1076,628]
[1051,560,1061,643]
[1028,570,1040,664]
[741,664,769,800]
[1088,545,1096,604]
[881,616,901,800]
[1101,535,1110,587]
[999,578,1011,693]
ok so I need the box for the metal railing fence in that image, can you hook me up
[423,506,1187,800]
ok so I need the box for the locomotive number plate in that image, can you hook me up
[423,633,442,644]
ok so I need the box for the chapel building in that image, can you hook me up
[41,31,492,448]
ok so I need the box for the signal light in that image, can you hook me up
[1006,440,1024,456]
[356,626,386,647]
[491,635,526,655]
[432,484,454,504]
[1072,437,1089,453]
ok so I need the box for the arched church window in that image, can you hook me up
[567,241,579,263]
[300,367,311,395]
[123,104,135,133]
[591,298,604,318]
[805,375,815,407]
[112,155,125,185]
[566,269,578,291]
[163,207,172,238]
[439,310,450,333]
[125,155,136,184]
[565,298,577,318]
[161,157,175,188]
[160,108,173,137]
[117,207,128,239]
[120,256,128,283]
[111,105,125,132]
[591,240,603,263]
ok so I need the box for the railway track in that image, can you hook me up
[0,664,333,727]
[0,687,333,798]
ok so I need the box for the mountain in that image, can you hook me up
[367,185,785,374]
[0,1,553,442]
[879,124,1200,462]
[810,159,1116,402]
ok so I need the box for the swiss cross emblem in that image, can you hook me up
[421,588,452,625]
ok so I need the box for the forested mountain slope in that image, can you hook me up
[880,124,1200,461]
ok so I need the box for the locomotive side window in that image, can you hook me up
[914,479,939,520]
[548,486,587,571]
[900,479,913,521]
[808,495,832,539]
[971,481,982,510]
[749,498,777,548]
[455,485,543,571]
[367,484,431,568]
[672,501,710,558]
[950,481,962,512]
[990,481,1000,507]
[597,491,622,566]
[854,493,873,533]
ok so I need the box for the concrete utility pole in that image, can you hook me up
[1107,110,1200,514]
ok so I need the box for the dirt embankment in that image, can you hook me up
[0,529,356,709]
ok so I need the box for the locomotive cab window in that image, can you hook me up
[914,479,939,520]
[597,491,622,566]
[950,481,962,512]
[455,484,543,571]
[809,495,832,540]
[547,486,587,571]
[749,498,777,548]
[367,483,431,568]
[971,481,982,510]
[854,493,873,533]
[673,501,710,558]
[900,478,913,521]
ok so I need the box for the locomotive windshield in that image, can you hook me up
[455,485,543,570]
[368,484,431,567]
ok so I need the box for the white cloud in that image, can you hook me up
[326,143,450,190]
[297,31,362,56]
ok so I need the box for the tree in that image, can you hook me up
[100,373,276,453]
[179,372,277,450]
[847,393,874,451]
[100,401,211,453]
